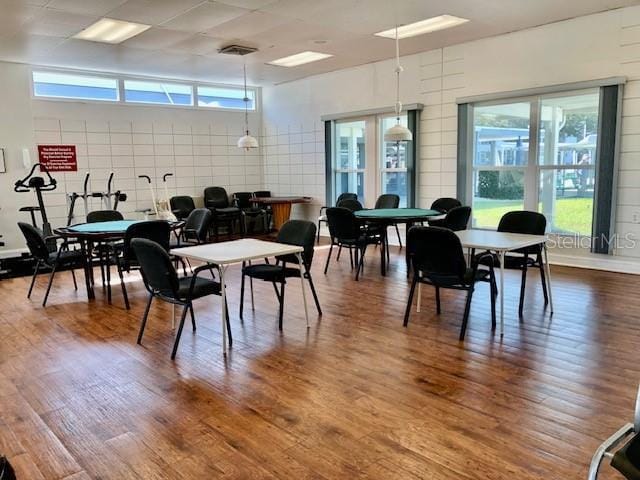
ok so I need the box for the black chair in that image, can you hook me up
[374,193,403,247]
[403,226,497,340]
[324,207,384,280]
[428,197,462,227]
[254,190,273,229]
[0,456,16,480]
[475,211,548,317]
[317,192,358,243]
[204,187,242,240]
[240,220,322,329]
[111,220,171,309]
[87,210,125,290]
[172,208,211,247]
[170,196,196,221]
[233,192,267,234]
[131,238,232,359]
[18,222,88,307]
[588,384,640,480]
[440,205,471,231]
[336,198,363,211]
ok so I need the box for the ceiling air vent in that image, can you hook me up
[218,45,258,56]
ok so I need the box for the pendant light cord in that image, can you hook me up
[243,62,249,136]
[395,24,401,121]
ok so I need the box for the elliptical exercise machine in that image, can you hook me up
[66,171,127,225]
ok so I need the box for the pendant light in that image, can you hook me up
[237,62,259,150]
[384,25,412,143]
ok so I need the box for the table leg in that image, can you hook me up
[271,203,292,231]
[80,240,95,300]
[296,253,310,328]
[219,265,228,355]
[172,304,176,329]
[543,244,554,314]
[416,273,422,313]
[381,229,387,276]
[499,250,505,336]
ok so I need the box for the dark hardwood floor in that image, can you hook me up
[0,240,638,479]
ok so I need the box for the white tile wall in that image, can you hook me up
[33,117,262,226]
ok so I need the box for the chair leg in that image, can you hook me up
[189,304,196,331]
[459,288,475,341]
[137,294,153,344]
[490,275,497,331]
[71,268,78,290]
[355,245,367,281]
[171,304,190,359]
[278,281,285,331]
[518,255,528,318]
[306,272,322,315]
[337,245,342,261]
[224,296,233,346]
[240,262,246,320]
[538,254,549,305]
[116,257,130,310]
[324,243,334,274]
[435,286,441,314]
[27,260,41,298]
[42,264,58,307]
[403,275,419,327]
[106,255,112,305]
[395,223,402,248]
[317,220,321,243]
[349,246,354,268]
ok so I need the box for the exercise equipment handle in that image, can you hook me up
[163,173,174,182]
[14,163,57,192]
[138,175,151,183]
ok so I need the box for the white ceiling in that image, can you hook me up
[0,0,638,86]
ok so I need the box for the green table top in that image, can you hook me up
[67,220,140,233]
[354,208,440,219]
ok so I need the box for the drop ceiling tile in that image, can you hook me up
[46,0,129,16]
[106,0,205,26]
[24,9,98,38]
[242,20,357,50]
[167,34,225,55]
[0,2,43,34]
[216,0,280,9]
[161,2,249,33]
[204,10,289,39]
[122,27,193,50]
[0,33,66,63]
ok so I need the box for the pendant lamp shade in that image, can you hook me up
[238,63,258,151]
[384,25,412,143]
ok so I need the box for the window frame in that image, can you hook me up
[122,79,194,107]
[30,67,259,113]
[466,87,602,236]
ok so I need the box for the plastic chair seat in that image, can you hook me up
[47,249,86,267]
[242,264,301,281]
[475,252,538,269]
[177,276,221,300]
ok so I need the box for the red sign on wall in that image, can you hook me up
[38,145,77,172]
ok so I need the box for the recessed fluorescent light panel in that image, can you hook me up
[375,15,469,39]
[268,51,333,67]
[73,18,151,44]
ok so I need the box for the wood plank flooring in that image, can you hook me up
[1,240,638,479]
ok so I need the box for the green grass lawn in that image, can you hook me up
[473,197,593,235]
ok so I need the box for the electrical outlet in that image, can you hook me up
[633,211,640,224]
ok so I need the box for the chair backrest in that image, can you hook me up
[86,210,124,223]
[276,220,317,267]
[497,210,547,235]
[233,192,254,209]
[18,222,50,261]
[336,198,363,212]
[443,206,471,231]
[131,238,179,298]
[326,207,360,241]
[375,194,400,209]
[184,208,211,243]
[408,226,467,285]
[203,187,230,209]
[336,192,357,205]
[431,197,462,213]
[170,196,195,220]
[123,220,171,267]
[253,190,271,198]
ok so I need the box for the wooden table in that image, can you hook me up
[253,196,311,230]
[455,229,553,335]
[171,239,310,355]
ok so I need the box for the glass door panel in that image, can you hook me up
[334,120,366,204]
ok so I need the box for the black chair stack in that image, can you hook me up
[240,220,322,329]
[403,226,497,340]
[86,209,125,291]
[317,192,358,243]
[204,187,242,240]
[438,205,472,231]
[324,207,384,280]
[172,208,211,247]
[131,238,232,359]
[170,196,196,221]
[233,192,268,234]
[475,211,548,317]
[18,222,88,307]
[253,190,273,229]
